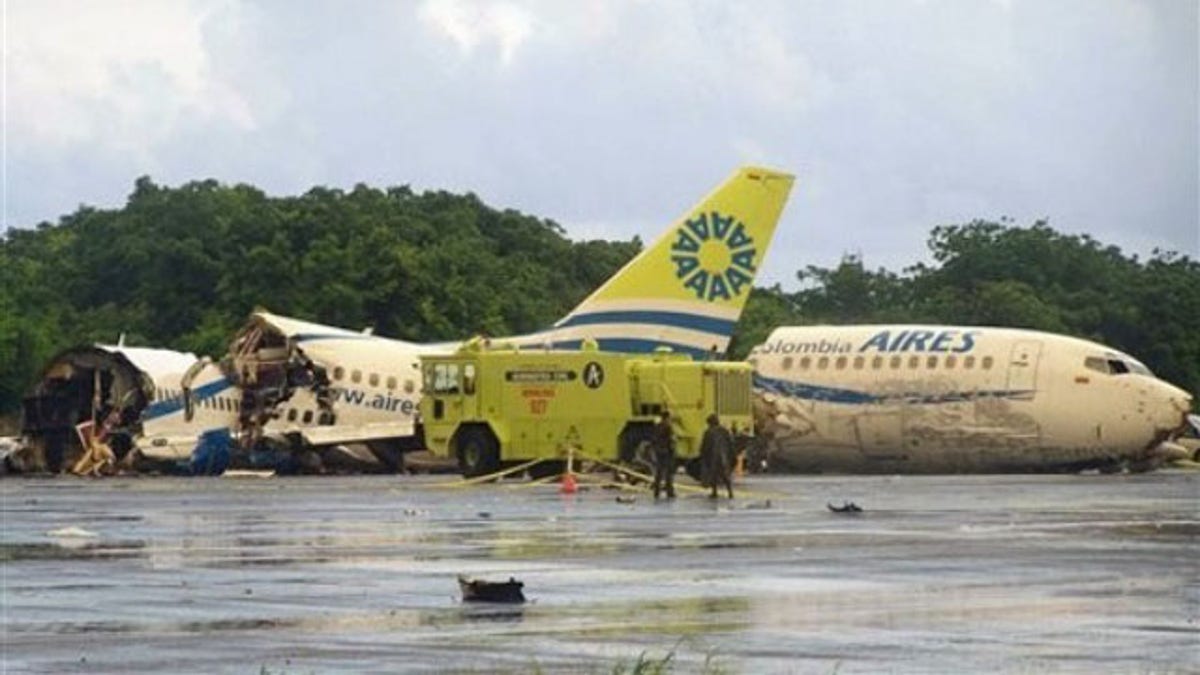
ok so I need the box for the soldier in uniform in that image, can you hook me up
[700,413,735,499]
[650,410,676,500]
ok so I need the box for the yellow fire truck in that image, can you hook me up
[418,340,754,477]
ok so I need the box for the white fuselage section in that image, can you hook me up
[270,327,432,446]
[138,360,239,461]
[749,325,1193,473]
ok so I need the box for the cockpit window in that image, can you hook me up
[1084,356,1152,377]
[1126,361,1153,376]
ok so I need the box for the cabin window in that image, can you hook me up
[319,411,334,425]
[404,379,415,394]
[982,356,994,370]
[799,356,811,370]
[369,373,380,387]
[302,410,314,424]
[926,355,938,369]
[463,364,477,395]
[908,355,920,369]
[964,355,976,369]
[352,370,362,384]
[333,366,345,381]
[853,356,864,370]
[783,357,794,370]
[872,356,884,370]
[386,376,397,390]
[946,355,957,369]
[835,356,847,370]
[817,356,829,370]
[889,355,902,369]
[287,408,297,422]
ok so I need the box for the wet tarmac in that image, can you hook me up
[2,472,1197,673]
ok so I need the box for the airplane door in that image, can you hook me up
[1006,340,1043,393]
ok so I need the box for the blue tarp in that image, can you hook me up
[190,428,232,476]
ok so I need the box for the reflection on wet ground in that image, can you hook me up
[2,473,1197,673]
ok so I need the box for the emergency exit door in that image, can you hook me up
[1006,340,1043,394]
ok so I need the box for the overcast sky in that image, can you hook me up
[5,0,1197,287]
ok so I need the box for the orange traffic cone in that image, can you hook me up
[560,472,578,494]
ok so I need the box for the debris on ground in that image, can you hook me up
[458,575,525,603]
[827,501,863,513]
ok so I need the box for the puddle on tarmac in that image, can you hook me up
[2,472,1197,673]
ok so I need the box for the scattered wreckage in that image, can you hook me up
[16,344,194,475]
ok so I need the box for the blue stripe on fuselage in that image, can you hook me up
[753,373,879,404]
[752,373,1034,405]
[556,310,735,338]
[144,377,234,421]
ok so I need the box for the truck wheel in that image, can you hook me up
[457,428,499,478]
[618,424,655,464]
[616,424,655,482]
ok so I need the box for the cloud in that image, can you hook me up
[8,0,254,158]
[5,0,1195,284]
[417,0,535,67]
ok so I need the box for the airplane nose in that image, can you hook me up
[1156,382,1192,430]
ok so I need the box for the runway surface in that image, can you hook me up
[3,472,1197,673]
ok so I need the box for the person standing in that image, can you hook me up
[700,413,735,499]
[650,410,676,500]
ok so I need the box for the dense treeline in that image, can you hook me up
[0,177,640,414]
[734,221,1200,400]
[2,179,1197,417]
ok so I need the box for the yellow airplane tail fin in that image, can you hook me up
[545,166,795,357]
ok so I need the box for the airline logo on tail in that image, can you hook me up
[671,210,757,302]
[541,165,795,357]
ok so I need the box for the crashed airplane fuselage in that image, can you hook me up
[749,325,1194,473]
[17,344,236,473]
[225,312,434,471]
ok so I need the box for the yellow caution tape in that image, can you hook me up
[429,457,543,488]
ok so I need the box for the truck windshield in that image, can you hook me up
[431,363,461,394]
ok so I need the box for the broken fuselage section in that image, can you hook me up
[18,345,189,474]
[224,311,427,473]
